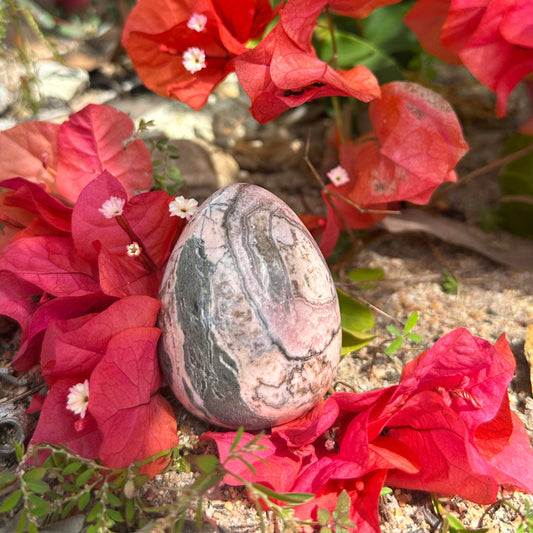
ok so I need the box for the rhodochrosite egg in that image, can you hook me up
[158,184,341,429]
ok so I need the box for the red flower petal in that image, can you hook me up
[30,378,102,460]
[55,104,152,201]
[459,0,533,116]
[0,236,99,297]
[0,121,60,193]
[89,327,178,473]
[41,295,160,381]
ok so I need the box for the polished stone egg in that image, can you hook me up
[158,183,341,429]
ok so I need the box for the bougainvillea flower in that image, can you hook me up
[30,377,102,460]
[357,81,469,205]
[0,105,152,204]
[11,293,116,372]
[292,461,387,532]
[458,0,533,117]
[234,0,380,123]
[89,326,179,476]
[0,121,60,193]
[71,170,179,298]
[314,81,468,257]
[206,328,533,528]
[40,295,161,383]
[406,0,533,117]
[55,104,152,201]
[0,178,72,236]
[0,236,100,297]
[202,431,311,494]
[121,0,275,110]
[30,297,178,475]
[404,0,463,64]
[371,330,533,503]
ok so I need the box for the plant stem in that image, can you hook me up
[324,7,346,144]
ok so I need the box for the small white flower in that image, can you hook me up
[98,196,125,218]
[327,165,350,187]
[187,13,207,32]
[182,47,206,74]
[66,379,89,419]
[169,196,198,220]
[126,242,142,256]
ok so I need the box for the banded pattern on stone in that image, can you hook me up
[158,183,341,429]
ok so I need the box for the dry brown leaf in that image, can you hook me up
[380,208,533,270]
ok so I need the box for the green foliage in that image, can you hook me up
[0,442,176,532]
[337,288,375,355]
[346,267,384,290]
[137,120,185,196]
[441,269,459,295]
[497,133,533,238]
[317,490,357,533]
[385,311,422,355]
[313,3,421,84]
[0,432,324,533]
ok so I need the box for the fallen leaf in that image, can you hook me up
[379,207,533,269]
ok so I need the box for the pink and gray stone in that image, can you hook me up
[158,183,341,429]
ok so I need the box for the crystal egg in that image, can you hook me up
[158,183,341,429]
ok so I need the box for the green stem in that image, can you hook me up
[324,7,346,144]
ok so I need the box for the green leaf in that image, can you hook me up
[229,426,245,453]
[346,268,384,289]
[441,270,458,295]
[0,489,22,512]
[251,483,315,505]
[87,501,102,523]
[61,499,77,519]
[385,337,403,355]
[314,26,403,83]
[107,492,122,507]
[337,289,375,333]
[62,461,82,475]
[133,473,149,488]
[406,332,422,343]
[27,522,39,533]
[77,491,91,511]
[28,494,51,516]
[386,324,401,337]
[25,479,50,494]
[196,454,219,474]
[75,468,95,487]
[16,509,27,533]
[125,497,135,523]
[333,489,351,520]
[498,133,533,238]
[403,311,419,334]
[13,441,24,462]
[0,472,17,491]
[361,2,419,56]
[22,467,47,482]
[107,508,124,522]
[340,329,375,356]
[317,508,331,526]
